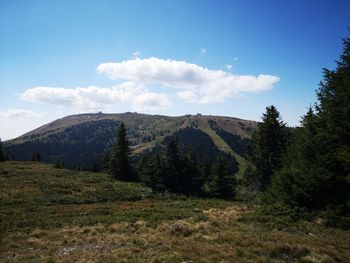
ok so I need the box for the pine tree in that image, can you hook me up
[92,162,99,172]
[31,151,41,162]
[36,152,41,162]
[246,105,289,192]
[163,139,204,195]
[110,122,133,181]
[209,155,237,199]
[270,108,328,209]
[163,139,182,192]
[271,37,350,213]
[139,154,165,192]
[0,138,5,162]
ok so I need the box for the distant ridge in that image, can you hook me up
[5,112,258,171]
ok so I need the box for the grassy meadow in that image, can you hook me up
[1,161,349,262]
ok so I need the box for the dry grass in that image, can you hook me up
[1,161,350,262]
[1,205,350,262]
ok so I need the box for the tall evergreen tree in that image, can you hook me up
[209,155,237,199]
[246,105,289,191]
[271,37,350,212]
[162,139,204,195]
[0,138,5,162]
[139,154,165,192]
[31,151,41,162]
[110,122,133,181]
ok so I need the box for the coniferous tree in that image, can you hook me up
[163,139,182,192]
[110,122,133,181]
[270,108,327,208]
[92,162,99,172]
[245,105,289,192]
[139,154,165,192]
[0,138,5,162]
[103,149,111,172]
[162,139,204,195]
[31,151,41,162]
[31,153,37,161]
[271,37,350,212]
[209,155,237,199]
[36,152,41,162]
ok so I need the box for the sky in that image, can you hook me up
[1,0,350,140]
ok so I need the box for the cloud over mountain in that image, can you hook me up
[96,57,280,104]
[21,82,171,112]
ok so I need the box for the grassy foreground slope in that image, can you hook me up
[1,162,349,262]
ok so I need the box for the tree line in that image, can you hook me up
[1,35,348,227]
[103,36,350,226]
[104,123,237,199]
[239,37,350,227]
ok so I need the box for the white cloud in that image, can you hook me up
[226,64,233,70]
[133,51,141,58]
[0,108,44,119]
[20,83,172,112]
[0,109,47,140]
[96,57,280,104]
[201,48,207,54]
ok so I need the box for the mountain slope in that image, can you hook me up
[4,112,258,171]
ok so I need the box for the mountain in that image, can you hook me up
[4,112,258,172]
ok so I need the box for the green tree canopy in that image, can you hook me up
[271,37,350,212]
[0,138,5,162]
[110,122,134,181]
[246,105,289,192]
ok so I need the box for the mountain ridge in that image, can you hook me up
[4,112,258,171]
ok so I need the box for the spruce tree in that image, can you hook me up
[92,162,99,172]
[270,108,328,209]
[163,139,204,195]
[246,105,289,191]
[209,155,237,199]
[36,152,41,162]
[271,37,350,213]
[139,154,165,192]
[110,122,133,181]
[0,138,6,162]
[31,151,41,162]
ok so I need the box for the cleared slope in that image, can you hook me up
[197,117,247,177]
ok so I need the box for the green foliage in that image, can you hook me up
[53,159,64,169]
[163,139,203,195]
[0,138,5,162]
[31,151,41,162]
[207,154,237,199]
[268,36,350,226]
[138,154,165,192]
[92,162,99,172]
[110,122,134,181]
[139,139,238,199]
[241,105,289,197]
[5,114,257,172]
[6,119,121,170]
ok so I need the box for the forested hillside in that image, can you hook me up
[4,113,257,171]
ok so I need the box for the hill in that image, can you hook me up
[4,112,257,171]
[1,161,349,262]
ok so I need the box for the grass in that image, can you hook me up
[197,118,248,177]
[1,161,350,262]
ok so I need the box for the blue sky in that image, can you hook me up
[1,0,349,140]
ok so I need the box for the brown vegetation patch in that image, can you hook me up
[203,206,250,223]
